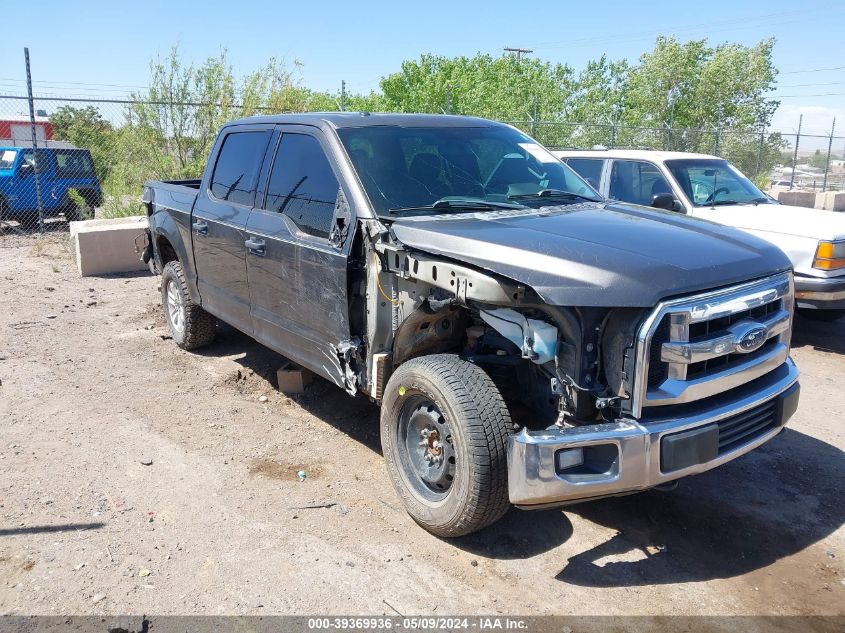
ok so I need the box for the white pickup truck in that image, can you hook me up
[554,149,845,321]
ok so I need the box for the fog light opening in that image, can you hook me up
[555,447,584,471]
[555,443,620,478]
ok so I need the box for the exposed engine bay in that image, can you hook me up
[356,223,646,433]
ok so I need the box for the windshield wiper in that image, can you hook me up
[389,198,526,215]
[508,188,600,203]
[710,199,741,206]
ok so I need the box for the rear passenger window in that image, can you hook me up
[265,134,339,239]
[566,158,603,189]
[209,131,271,206]
[609,160,671,207]
[55,151,95,178]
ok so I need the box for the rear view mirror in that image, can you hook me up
[651,193,678,211]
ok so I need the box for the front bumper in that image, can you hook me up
[508,359,800,508]
[795,274,845,310]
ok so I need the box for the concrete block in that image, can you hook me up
[776,190,816,208]
[276,361,313,394]
[70,215,149,277]
[815,191,845,212]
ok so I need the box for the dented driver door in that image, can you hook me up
[244,125,353,388]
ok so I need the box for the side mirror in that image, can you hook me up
[651,193,678,211]
[18,162,33,176]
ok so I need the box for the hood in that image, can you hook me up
[390,202,792,307]
[698,202,845,241]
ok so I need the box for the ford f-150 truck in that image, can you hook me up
[554,149,845,321]
[140,114,800,537]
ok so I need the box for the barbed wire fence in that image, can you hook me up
[2,62,843,240]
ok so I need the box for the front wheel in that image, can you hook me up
[380,354,512,537]
[161,260,216,350]
[797,308,845,322]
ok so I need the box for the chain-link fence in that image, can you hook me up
[2,90,843,238]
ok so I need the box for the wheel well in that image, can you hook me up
[157,235,178,265]
[392,305,470,367]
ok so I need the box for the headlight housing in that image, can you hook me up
[813,241,845,270]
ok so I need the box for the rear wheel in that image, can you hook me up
[380,354,512,537]
[161,260,216,350]
[64,192,95,222]
[64,205,82,222]
[798,308,845,322]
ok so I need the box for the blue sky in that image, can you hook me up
[1,0,843,140]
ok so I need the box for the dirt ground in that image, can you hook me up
[0,231,843,617]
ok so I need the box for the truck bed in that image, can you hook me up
[159,179,201,190]
[143,179,201,215]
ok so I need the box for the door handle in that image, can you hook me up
[245,237,266,256]
[192,221,208,235]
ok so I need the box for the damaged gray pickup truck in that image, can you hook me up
[140,113,800,537]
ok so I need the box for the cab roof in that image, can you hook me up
[226,112,503,129]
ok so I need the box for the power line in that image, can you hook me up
[773,81,845,89]
[534,4,843,51]
[770,92,845,98]
[780,65,845,75]
[0,77,151,90]
[534,7,812,47]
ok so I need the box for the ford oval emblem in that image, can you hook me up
[737,326,768,353]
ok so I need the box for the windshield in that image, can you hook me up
[0,149,18,171]
[337,125,600,216]
[665,158,771,207]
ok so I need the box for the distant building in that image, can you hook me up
[0,115,54,145]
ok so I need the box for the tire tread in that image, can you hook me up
[382,354,512,537]
[161,261,216,350]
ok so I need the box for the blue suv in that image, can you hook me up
[0,146,103,223]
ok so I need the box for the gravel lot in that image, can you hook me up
[0,231,843,617]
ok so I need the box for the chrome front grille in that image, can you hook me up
[632,272,794,418]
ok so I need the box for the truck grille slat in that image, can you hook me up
[635,273,794,416]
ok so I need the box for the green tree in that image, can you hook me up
[619,36,782,173]
[49,105,115,180]
[544,55,630,148]
[623,37,778,131]
[807,149,831,169]
[103,47,318,215]
[379,53,575,122]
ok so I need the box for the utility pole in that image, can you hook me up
[755,125,765,177]
[24,47,44,233]
[790,114,802,190]
[340,80,346,112]
[822,117,836,192]
[503,47,533,61]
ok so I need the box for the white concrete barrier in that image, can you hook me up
[815,191,845,212]
[775,190,817,208]
[69,215,149,277]
[773,189,845,212]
